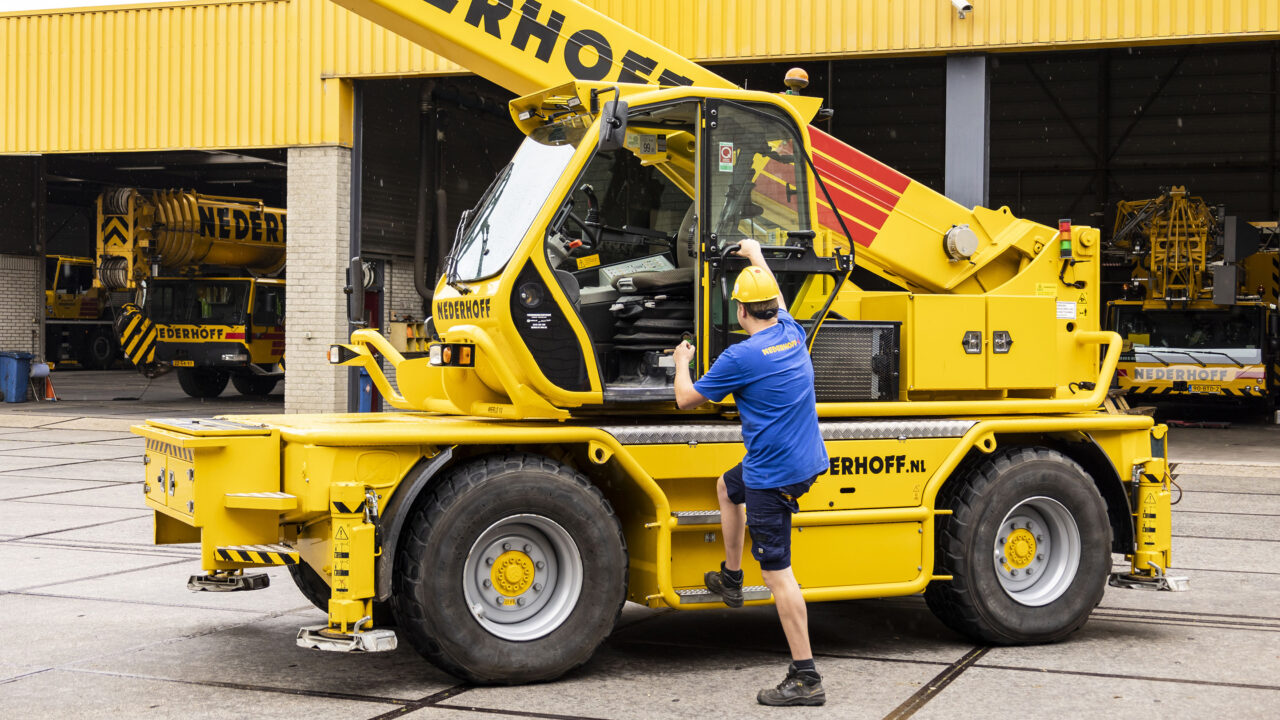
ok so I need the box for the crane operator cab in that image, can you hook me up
[434,84,898,414]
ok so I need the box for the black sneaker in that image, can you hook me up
[703,564,744,608]
[757,663,826,707]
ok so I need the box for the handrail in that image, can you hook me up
[345,329,412,410]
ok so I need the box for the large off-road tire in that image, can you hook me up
[77,327,119,370]
[288,562,394,626]
[231,373,279,396]
[288,562,331,612]
[392,453,627,684]
[925,446,1112,645]
[176,367,229,398]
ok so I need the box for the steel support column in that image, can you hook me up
[347,84,365,413]
[945,54,990,209]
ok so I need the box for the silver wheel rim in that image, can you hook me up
[991,496,1081,607]
[462,513,583,642]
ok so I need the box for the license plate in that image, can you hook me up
[173,360,195,367]
[1189,383,1220,394]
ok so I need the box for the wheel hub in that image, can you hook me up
[992,496,1082,607]
[491,550,536,597]
[1003,528,1037,569]
[462,513,584,642]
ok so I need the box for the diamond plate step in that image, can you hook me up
[224,492,298,511]
[672,510,721,525]
[677,586,771,604]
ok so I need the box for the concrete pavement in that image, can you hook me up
[0,370,1277,718]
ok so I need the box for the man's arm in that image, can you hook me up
[672,340,707,409]
[737,235,783,302]
[737,238,777,288]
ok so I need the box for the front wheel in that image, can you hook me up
[392,453,627,684]
[231,373,279,396]
[176,367,229,398]
[925,446,1112,645]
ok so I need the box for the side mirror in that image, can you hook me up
[597,99,629,152]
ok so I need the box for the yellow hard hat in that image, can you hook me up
[731,266,780,304]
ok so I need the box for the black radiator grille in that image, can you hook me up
[809,320,900,402]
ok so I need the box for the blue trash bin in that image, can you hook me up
[0,351,34,403]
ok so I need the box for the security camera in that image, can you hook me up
[950,0,973,19]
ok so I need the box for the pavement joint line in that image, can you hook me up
[5,589,307,615]
[3,482,126,502]
[971,662,1280,693]
[0,513,153,544]
[1091,610,1280,631]
[1174,533,1280,543]
[365,685,473,720]
[1166,565,1280,577]
[1173,509,1280,517]
[1090,614,1280,634]
[61,667,416,706]
[609,636,954,669]
[1177,489,1280,497]
[0,668,52,687]
[882,646,989,720]
[431,702,614,720]
[7,538,200,558]
[0,456,119,475]
[13,499,145,511]
[9,556,195,593]
[1095,605,1280,623]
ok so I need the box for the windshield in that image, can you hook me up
[1114,305,1265,363]
[148,280,252,326]
[449,137,577,283]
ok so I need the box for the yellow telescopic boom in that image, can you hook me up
[333,0,1068,297]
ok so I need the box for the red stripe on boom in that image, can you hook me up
[809,128,911,194]
[820,178,891,230]
[812,155,900,211]
[817,205,877,248]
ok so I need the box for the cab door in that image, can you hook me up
[697,99,829,372]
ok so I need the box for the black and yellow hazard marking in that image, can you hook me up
[145,438,193,462]
[331,500,366,514]
[117,304,157,367]
[216,545,299,565]
[100,217,128,247]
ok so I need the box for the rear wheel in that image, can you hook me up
[176,367,229,398]
[925,446,1111,644]
[288,562,393,626]
[78,327,118,370]
[392,453,627,684]
[231,373,279,396]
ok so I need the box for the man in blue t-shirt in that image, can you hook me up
[671,239,829,707]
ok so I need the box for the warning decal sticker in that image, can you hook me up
[718,142,734,172]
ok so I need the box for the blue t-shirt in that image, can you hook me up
[693,308,829,490]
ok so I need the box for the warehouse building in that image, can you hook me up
[1,0,1278,412]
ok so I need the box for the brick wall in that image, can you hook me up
[384,258,427,324]
[284,146,351,414]
[0,254,42,357]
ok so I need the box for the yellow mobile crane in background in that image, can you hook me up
[96,188,287,397]
[1106,186,1279,412]
[133,0,1182,684]
[44,254,120,369]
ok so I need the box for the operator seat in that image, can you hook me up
[609,266,695,350]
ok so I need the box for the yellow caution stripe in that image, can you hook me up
[215,544,299,565]
[145,438,193,463]
[117,303,157,367]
